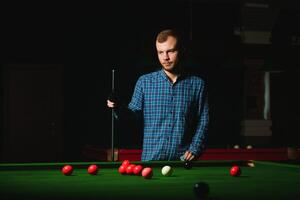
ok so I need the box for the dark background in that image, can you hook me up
[1,0,300,162]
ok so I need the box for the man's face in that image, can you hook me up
[156,36,180,72]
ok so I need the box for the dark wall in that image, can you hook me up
[61,1,191,159]
[2,1,300,161]
[61,1,244,159]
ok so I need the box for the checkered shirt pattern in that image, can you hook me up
[128,69,209,161]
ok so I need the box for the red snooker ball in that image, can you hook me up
[141,167,153,179]
[126,164,136,175]
[230,166,241,177]
[118,165,127,175]
[133,165,143,175]
[87,164,98,175]
[121,160,130,168]
[62,165,73,176]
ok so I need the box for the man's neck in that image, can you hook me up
[163,69,180,84]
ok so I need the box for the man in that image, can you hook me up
[107,29,209,161]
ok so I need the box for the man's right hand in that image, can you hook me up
[107,100,116,108]
[107,92,118,108]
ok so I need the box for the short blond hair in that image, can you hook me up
[156,29,182,50]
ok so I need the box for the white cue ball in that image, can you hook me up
[161,166,173,176]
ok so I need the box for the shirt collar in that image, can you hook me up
[158,68,187,83]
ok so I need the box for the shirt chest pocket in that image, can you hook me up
[176,90,195,118]
[144,87,170,113]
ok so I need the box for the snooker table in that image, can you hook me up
[0,160,300,200]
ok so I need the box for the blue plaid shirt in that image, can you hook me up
[128,69,209,161]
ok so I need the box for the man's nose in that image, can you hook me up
[163,52,169,60]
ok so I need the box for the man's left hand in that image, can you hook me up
[183,151,195,161]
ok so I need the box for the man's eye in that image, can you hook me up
[167,50,176,53]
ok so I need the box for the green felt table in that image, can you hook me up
[0,160,300,200]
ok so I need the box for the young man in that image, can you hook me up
[107,29,209,161]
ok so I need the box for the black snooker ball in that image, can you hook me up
[193,182,210,199]
[184,161,192,169]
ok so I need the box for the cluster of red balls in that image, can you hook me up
[61,164,99,176]
[118,160,153,179]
